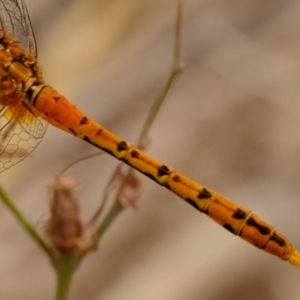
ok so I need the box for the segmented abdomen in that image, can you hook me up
[31,85,300,266]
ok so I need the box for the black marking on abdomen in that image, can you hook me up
[172,175,180,182]
[198,188,211,199]
[232,208,247,220]
[246,217,271,235]
[158,165,170,177]
[269,232,286,247]
[27,84,46,106]
[84,136,101,150]
[186,198,200,211]
[142,172,160,184]
[224,224,235,234]
[130,150,139,158]
[80,116,88,125]
[84,135,116,157]
[83,135,91,143]
[69,128,77,136]
[164,183,170,190]
[117,141,129,152]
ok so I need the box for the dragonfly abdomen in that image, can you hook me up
[28,84,300,266]
[0,0,299,267]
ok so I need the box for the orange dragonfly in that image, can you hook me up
[0,0,299,267]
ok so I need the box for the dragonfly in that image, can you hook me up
[0,0,299,267]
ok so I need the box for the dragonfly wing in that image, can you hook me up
[0,0,37,56]
[0,1,46,172]
[0,105,47,173]
[10,104,48,139]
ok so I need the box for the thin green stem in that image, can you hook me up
[77,0,184,284]
[94,200,124,241]
[136,69,181,147]
[174,0,183,69]
[93,0,184,240]
[54,255,79,300]
[137,0,183,146]
[0,185,54,259]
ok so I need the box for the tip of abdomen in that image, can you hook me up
[288,249,300,268]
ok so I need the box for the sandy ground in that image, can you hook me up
[0,0,300,299]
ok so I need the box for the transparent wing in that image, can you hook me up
[0,105,47,173]
[0,0,37,56]
[0,1,46,172]
[0,1,47,172]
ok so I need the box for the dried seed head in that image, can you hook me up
[46,175,92,253]
[117,167,141,208]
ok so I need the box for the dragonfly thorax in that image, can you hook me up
[0,29,43,107]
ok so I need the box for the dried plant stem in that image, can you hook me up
[0,185,54,258]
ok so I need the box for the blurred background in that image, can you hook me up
[1,0,300,299]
